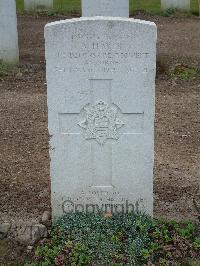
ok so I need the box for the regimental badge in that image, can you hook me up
[78,101,124,145]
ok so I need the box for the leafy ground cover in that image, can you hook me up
[169,64,200,81]
[16,0,200,15]
[26,213,200,265]
[0,62,18,77]
[0,10,199,266]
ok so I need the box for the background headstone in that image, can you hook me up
[45,17,157,219]
[82,0,129,17]
[161,0,190,11]
[0,0,19,64]
[24,0,53,11]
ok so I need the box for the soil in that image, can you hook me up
[0,13,200,263]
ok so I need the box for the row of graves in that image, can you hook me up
[1,0,156,219]
[10,0,200,223]
[23,0,191,12]
[0,1,192,65]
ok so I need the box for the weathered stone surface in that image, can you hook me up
[27,245,34,253]
[0,0,19,63]
[82,0,129,17]
[17,224,47,245]
[45,17,157,220]
[31,224,48,243]
[161,0,190,11]
[41,210,51,226]
[24,0,53,11]
[0,223,11,239]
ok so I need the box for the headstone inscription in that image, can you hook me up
[45,17,157,219]
[82,0,129,17]
[161,0,190,11]
[24,0,53,11]
[0,0,19,63]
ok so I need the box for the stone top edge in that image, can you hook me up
[45,16,156,30]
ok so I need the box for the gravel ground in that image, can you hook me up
[0,13,199,263]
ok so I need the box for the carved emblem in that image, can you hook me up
[78,101,124,145]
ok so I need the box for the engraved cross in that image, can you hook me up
[59,79,144,188]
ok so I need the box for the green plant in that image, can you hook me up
[170,64,200,80]
[162,8,176,17]
[173,220,196,238]
[24,263,38,266]
[0,62,17,77]
[47,10,57,16]
[26,213,200,265]
[159,257,170,266]
[193,237,200,250]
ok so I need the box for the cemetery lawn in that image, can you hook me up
[0,13,199,263]
[16,0,200,15]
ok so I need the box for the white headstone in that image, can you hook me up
[161,0,190,11]
[45,17,157,219]
[24,0,53,11]
[0,0,19,64]
[82,0,129,17]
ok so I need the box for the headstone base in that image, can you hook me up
[0,0,19,64]
[24,0,53,11]
[161,0,190,11]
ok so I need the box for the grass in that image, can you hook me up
[25,213,200,266]
[170,64,200,80]
[54,0,81,14]
[16,0,200,15]
[0,62,18,77]
[16,0,24,12]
